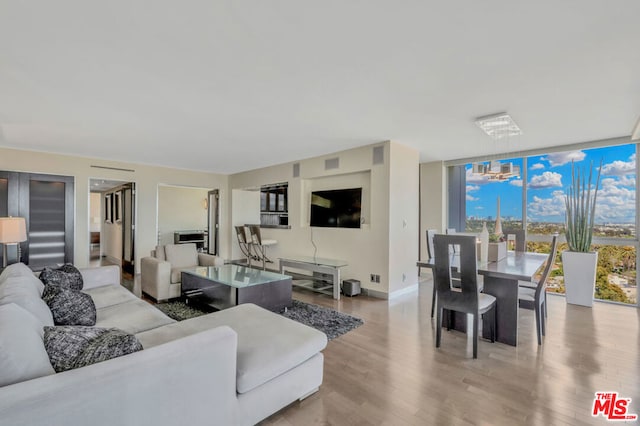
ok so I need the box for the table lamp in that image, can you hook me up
[0,217,27,268]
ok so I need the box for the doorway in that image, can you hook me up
[89,179,136,284]
[208,189,220,255]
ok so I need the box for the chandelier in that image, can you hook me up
[472,112,523,182]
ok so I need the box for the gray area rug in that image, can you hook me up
[156,300,363,341]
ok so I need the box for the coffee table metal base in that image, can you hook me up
[181,272,292,312]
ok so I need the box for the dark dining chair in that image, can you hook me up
[425,229,438,318]
[518,235,558,345]
[433,234,496,358]
[503,228,526,253]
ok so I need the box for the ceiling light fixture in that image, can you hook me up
[472,112,523,182]
[475,112,523,139]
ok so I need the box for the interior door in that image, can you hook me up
[19,173,74,269]
[121,183,136,275]
[207,189,219,255]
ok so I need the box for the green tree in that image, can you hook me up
[595,266,630,303]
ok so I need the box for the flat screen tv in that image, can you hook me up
[310,188,362,228]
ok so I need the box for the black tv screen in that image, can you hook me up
[310,188,362,228]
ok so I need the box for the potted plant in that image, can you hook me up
[562,160,601,307]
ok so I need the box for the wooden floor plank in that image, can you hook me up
[258,275,639,425]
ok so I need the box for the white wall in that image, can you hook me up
[0,147,229,272]
[388,143,420,296]
[230,189,260,261]
[89,192,101,232]
[419,161,447,261]
[158,185,210,246]
[229,141,412,297]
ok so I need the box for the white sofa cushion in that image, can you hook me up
[83,284,139,310]
[0,263,35,285]
[0,274,45,297]
[154,245,166,261]
[0,275,41,298]
[170,267,194,284]
[96,299,175,334]
[0,264,45,296]
[136,303,327,394]
[0,303,55,386]
[0,281,54,327]
[164,244,198,269]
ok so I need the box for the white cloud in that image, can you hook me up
[601,154,636,176]
[466,194,478,201]
[617,175,636,186]
[594,177,636,223]
[475,206,484,210]
[530,163,545,170]
[509,179,523,187]
[528,172,563,189]
[527,190,566,219]
[527,172,637,224]
[466,185,480,193]
[543,151,586,167]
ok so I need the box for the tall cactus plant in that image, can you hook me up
[564,160,602,252]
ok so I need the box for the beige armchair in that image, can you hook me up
[141,243,224,302]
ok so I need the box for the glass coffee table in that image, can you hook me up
[181,265,292,312]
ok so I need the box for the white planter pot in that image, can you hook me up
[562,251,598,307]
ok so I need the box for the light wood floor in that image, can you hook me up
[261,275,640,425]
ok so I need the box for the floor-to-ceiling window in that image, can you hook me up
[449,140,637,306]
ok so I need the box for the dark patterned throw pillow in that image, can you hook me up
[39,264,84,291]
[44,326,143,373]
[42,285,96,326]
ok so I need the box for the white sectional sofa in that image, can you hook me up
[0,263,327,426]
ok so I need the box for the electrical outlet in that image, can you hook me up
[373,274,380,283]
[370,274,376,282]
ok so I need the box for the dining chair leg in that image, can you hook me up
[544,292,548,318]
[540,302,546,336]
[436,307,443,348]
[535,306,542,346]
[472,313,479,359]
[430,287,436,318]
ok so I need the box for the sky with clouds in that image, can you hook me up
[465,144,636,224]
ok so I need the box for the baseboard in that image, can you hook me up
[362,288,389,300]
[388,284,419,300]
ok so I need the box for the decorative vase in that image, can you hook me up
[562,251,598,307]
[479,222,489,263]
[488,242,507,262]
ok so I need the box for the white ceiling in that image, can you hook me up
[1,1,639,174]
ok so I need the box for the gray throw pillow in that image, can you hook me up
[39,264,84,291]
[42,285,96,326]
[44,326,143,373]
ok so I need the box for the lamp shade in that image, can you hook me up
[0,217,27,244]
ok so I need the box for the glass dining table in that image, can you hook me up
[417,251,548,346]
